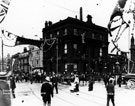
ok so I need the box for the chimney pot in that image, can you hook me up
[45,21,48,27]
[87,15,92,24]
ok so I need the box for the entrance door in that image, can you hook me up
[65,63,77,74]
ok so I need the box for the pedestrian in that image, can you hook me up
[70,75,79,93]
[88,76,94,91]
[51,74,58,94]
[74,75,79,92]
[109,76,116,85]
[106,79,115,106]
[10,74,16,98]
[41,76,53,106]
[117,75,122,87]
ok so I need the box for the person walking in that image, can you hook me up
[88,76,94,91]
[106,79,115,106]
[51,74,58,94]
[41,76,53,106]
[117,75,122,87]
[10,74,16,98]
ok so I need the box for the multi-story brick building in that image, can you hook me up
[42,14,109,75]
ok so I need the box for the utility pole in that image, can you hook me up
[56,38,58,74]
[1,38,4,72]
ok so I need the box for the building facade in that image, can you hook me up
[29,45,43,74]
[42,15,109,75]
[12,52,30,74]
[12,46,43,74]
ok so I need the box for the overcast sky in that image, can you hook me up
[0,0,130,57]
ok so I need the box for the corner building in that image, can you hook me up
[42,15,109,75]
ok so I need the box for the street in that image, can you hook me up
[10,81,135,106]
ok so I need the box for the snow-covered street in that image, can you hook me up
[11,81,135,106]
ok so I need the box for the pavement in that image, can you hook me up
[11,81,135,106]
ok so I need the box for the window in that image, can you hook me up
[73,44,77,50]
[50,34,52,38]
[74,64,77,71]
[64,44,67,54]
[21,60,23,64]
[65,64,68,72]
[64,28,67,35]
[37,60,39,66]
[57,31,59,35]
[99,34,103,40]
[92,33,95,39]
[74,28,77,36]
[24,59,27,63]
[100,48,102,57]
[37,51,39,55]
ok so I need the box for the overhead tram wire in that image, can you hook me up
[42,1,79,14]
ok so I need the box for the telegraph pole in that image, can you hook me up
[1,38,4,72]
[56,38,58,74]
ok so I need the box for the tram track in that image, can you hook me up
[25,82,106,106]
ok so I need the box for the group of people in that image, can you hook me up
[9,72,118,106]
[40,73,116,106]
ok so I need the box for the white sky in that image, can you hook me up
[0,0,130,57]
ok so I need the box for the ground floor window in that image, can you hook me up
[64,63,77,73]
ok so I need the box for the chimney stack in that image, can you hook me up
[80,7,83,21]
[45,21,48,27]
[87,15,92,24]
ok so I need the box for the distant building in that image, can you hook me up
[12,46,43,74]
[42,12,109,74]
[12,51,29,74]
[29,45,43,74]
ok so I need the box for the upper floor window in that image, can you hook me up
[65,63,68,72]
[74,64,77,71]
[100,48,102,57]
[57,31,60,36]
[74,28,78,36]
[64,28,67,35]
[37,51,39,55]
[64,44,67,54]
[50,33,53,38]
[92,33,95,39]
[99,34,103,40]
[73,44,77,50]
[24,59,27,63]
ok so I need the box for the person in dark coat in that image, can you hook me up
[117,75,122,87]
[10,75,16,98]
[41,76,53,106]
[88,76,94,91]
[106,79,115,106]
[51,74,58,94]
